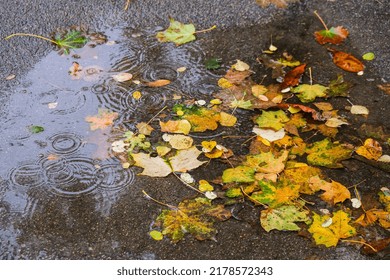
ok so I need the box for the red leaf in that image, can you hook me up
[277,103,322,120]
[314,26,349,45]
[280,64,306,89]
[328,48,365,73]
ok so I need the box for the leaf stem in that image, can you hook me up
[194,25,217,34]
[341,239,377,253]
[172,172,204,194]
[313,11,329,31]
[5,33,58,45]
[124,0,131,10]
[142,190,177,209]
[146,106,167,126]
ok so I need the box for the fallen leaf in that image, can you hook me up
[291,84,328,103]
[177,67,187,72]
[136,122,154,136]
[85,109,118,131]
[361,238,390,255]
[281,166,323,194]
[314,26,349,45]
[145,79,171,87]
[156,18,196,45]
[328,48,365,73]
[29,125,44,134]
[53,27,88,55]
[123,131,151,153]
[327,74,354,97]
[255,110,290,130]
[160,119,191,135]
[5,74,16,80]
[277,58,301,67]
[377,84,390,95]
[149,230,163,241]
[169,146,206,172]
[308,210,356,247]
[112,72,133,82]
[219,112,237,126]
[319,180,351,205]
[205,58,221,70]
[132,153,172,177]
[252,127,285,142]
[378,188,390,212]
[180,172,195,184]
[166,134,193,150]
[305,138,353,168]
[251,180,300,208]
[362,52,375,61]
[325,117,348,128]
[314,102,333,111]
[222,166,255,183]
[199,180,214,192]
[355,138,382,160]
[155,197,230,242]
[280,64,306,89]
[355,209,389,227]
[233,60,250,71]
[260,205,310,232]
[245,150,289,174]
[225,68,252,84]
[350,105,369,115]
[132,91,142,100]
[256,0,299,8]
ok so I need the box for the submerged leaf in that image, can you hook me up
[85,109,118,131]
[205,58,221,70]
[308,210,356,247]
[260,205,310,232]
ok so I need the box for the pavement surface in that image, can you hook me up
[0,0,389,259]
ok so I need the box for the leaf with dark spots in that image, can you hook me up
[328,48,365,73]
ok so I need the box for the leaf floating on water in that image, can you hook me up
[328,48,365,73]
[29,125,44,134]
[112,72,133,82]
[85,109,118,131]
[314,26,349,45]
[308,210,356,247]
[145,79,171,87]
[53,27,89,55]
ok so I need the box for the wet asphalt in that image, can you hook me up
[0,0,389,259]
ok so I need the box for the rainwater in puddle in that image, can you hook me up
[0,25,220,259]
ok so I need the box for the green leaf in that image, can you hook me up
[362,52,375,61]
[244,150,289,174]
[291,84,328,103]
[222,166,255,183]
[327,75,353,97]
[149,230,163,241]
[255,110,290,130]
[251,180,300,208]
[305,138,353,168]
[205,58,221,70]
[260,205,310,232]
[156,18,196,46]
[29,125,44,134]
[225,187,243,198]
[155,197,231,242]
[54,30,88,55]
[230,99,253,110]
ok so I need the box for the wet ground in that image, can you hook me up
[0,0,389,259]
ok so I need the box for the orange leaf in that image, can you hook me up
[146,79,171,87]
[355,209,389,227]
[314,26,349,45]
[280,64,306,89]
[319,180,351,205]
[355,138,382,160]
[328,48,365,73]
[85,109,118,131]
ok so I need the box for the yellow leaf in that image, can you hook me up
[281,166,323,194]
[252,85,268,98]
[136,122,154,135]
[160,119,191,135]
[156,145,171,157]
[355,138,382,160]
[219,112,237,126]
[355,209,389,227]
[201,141,217,152]
[232,60,250,71]
[205,149,223,159]
[132,91,142,99]
[217,77,234,89]
[319,180,351,205]
[146,79,171,87]
[167,134,193,150]
[245,150,289,174]
[199,180,214,192]
[308,210,356,247]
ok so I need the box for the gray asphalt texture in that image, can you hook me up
[0,0,389,259]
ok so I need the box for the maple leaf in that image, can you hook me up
[280,64,306,89]
[251,180,300,208]
[244,150,289,174]
[314,26,349,45]
[327,74,354,97]
[281,165,323,194]
[305,138,353,168]
[260,205,310,232]
[291,84,328,103]
[355,209,390,228]
[328,48,365,73]
[319,180,351,205]
[308,210,356,247]
[156,18,216,46]
[222,166,255,183]
[85,109,118,131]
[355,138,382,160]
[255,110,290,130]
[155,197,230,242]
[132,146,206,177]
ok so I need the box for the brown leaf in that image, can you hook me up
[224,69,252,84]
[378,84,390,95]
[85,109,118,131]
[314,26,349,45]
[328,48,365,73]
[361,238,390,255]
[145,79,171,87]
[280,64,306,89]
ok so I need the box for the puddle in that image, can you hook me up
[0,14,389,260]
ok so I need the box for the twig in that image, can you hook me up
[341,239,377,253]
[146,106,167,126]
[142,190,177,209]
[313,11,329,31]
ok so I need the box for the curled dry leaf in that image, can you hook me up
[314,26,349,45]
[280,64,306,89]
[328,48,365,73]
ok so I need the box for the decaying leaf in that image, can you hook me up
[251,180,300,208]
[291,84,328,103]
[327,74,354,97]
[314,26,349,45]
[146,79,171,87]
[355,138,382,160]
[305,138,353,168]
[222,166,255,183]
[160,119,191,135]
[308,210,357,247]
[328,48,365,73]
[245,150,289,174]
[260,205,310,232]
[85,109,118,131]
[232,60,250,71]
[136,122,154,136]
[255,110,290,130]
[155,197,231,242]
[280,64,306,89]
[165,134,193,150]
[355,209,390,228]
[281,166,323,194]
[319,180,351,205]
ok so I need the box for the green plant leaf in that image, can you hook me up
[29,125,44,134]
[222,166,255,183]
[305,138,353,168]
[54,30,88,55]
[205,58,221,70]
[291,84,328,103]
[260,205,310,232]
[156,18,196,46]
[362,52,375,61]
[255,110,290,130]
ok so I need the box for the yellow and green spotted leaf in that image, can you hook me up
[222,166,255,183]
[260,205,310,232]
[255,110,290,130]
